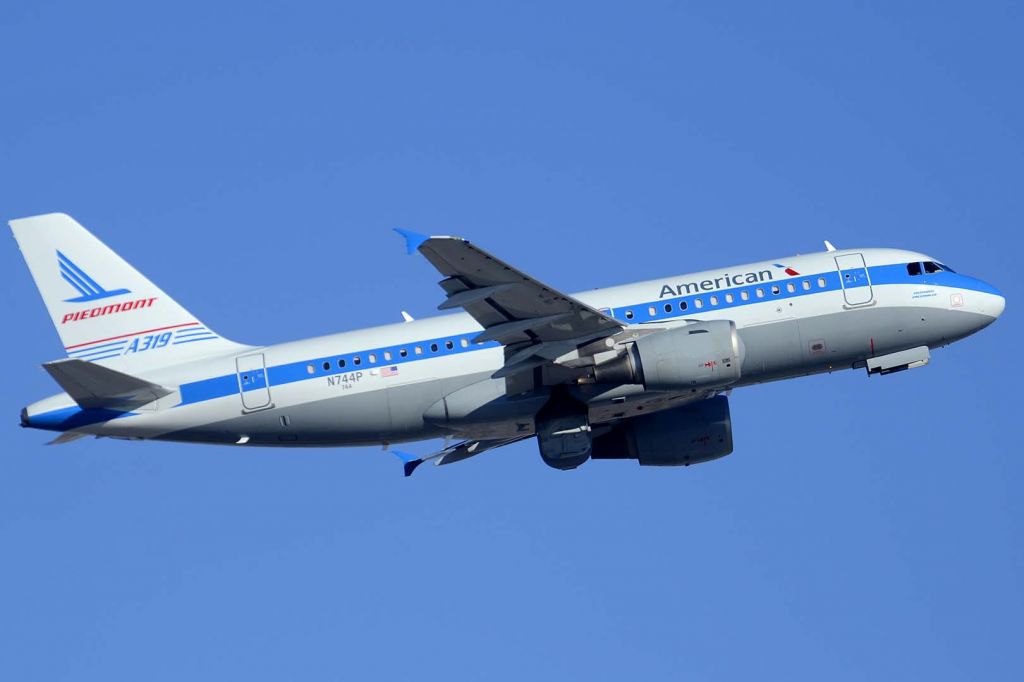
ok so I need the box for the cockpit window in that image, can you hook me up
[920,260,955,274]
[907,262,922,276]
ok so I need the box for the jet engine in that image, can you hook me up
[592,320,744,391]
[591,395,733,466]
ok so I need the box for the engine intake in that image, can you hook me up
[593,321,744,390]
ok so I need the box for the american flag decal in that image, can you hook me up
[381,366,399,377]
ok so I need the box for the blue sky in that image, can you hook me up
[2,1,1021,679]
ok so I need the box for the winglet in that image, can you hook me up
[394,228,430,255]
[824,240,837,252]
[390,449,424,477]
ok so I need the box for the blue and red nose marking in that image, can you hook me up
[773,263,801,276]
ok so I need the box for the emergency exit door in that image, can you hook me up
[236,353,272,411]
[835,253,874,306]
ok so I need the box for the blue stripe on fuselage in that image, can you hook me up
[178,331,502,404]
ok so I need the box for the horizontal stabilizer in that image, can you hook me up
[43,359,173,410]
[47,431,90,445]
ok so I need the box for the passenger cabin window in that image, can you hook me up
[383,351,392,361]
[802,280,810,291]
[740,290,749,301]
[322,361,330,371]
[664,303,673,313]
[786,283,795,293]
[694,298,704,309]
[430,343,439,352]
[368,353,376,363]
[725,293,734,303]
[399,349,408,358]
[817,277,826,288]
[625,310,634,320]
[445,340,454,350]
[648,306,656,316]
[678,301,688,311]
[307,364,315,375]
[414,346,423,355]
[771,285,781,295]
[353,356,361,366]
[756,288,765,298]
[460,338,469,348]
[907,262,923,276]
[709,295,719,306]
[337,359,346,368]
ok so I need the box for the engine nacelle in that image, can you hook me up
[593,321,744,391]
[536,387,593,470]
[591,395,733,466]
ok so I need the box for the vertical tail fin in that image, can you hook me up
[9,213,246,371]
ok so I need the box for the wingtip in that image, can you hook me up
[393,228,430,255]
[390,449,424,477]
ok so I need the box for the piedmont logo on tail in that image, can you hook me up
[10,213,1005,476]
[58,250,131,302]
[57,249,160,325]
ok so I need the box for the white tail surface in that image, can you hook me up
[10,213,246,372]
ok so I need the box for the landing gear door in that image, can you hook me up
[835,253,873,306]
[236,353,272,411]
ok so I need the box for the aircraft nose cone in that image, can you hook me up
[992,292,1006,318]
[962,276,1005,320]
[983,282,1005,318]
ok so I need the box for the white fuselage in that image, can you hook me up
[22,247,1005,447]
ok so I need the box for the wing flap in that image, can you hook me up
[437,283,517,310]
[472,314,574,344]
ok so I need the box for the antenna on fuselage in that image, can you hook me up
[824,240,837,252]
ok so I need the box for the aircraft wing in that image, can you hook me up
[397,230,623,378]
[393,435,530,477]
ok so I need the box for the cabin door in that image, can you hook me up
[835,253,873,306]
[236,353,272,411]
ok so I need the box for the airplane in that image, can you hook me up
[10,213,1005,475]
